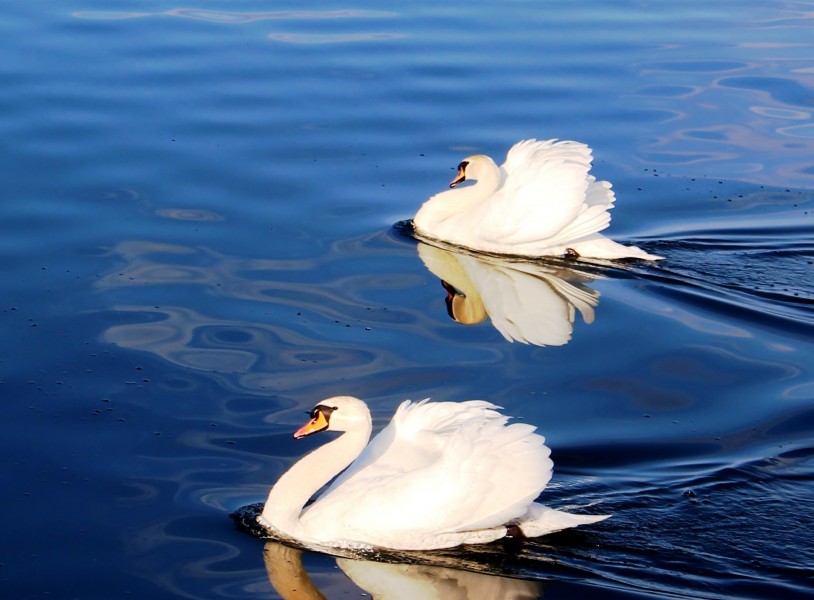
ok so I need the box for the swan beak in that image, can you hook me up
[449,166,466,188]
[294,410,329,439]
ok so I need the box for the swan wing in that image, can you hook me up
[318,399,501,497]
[305,401,553,542]
[474,139,608,246]
[425,416,553,532]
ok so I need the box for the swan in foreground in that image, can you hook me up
[259,396,609,550]
[413,139,661,260]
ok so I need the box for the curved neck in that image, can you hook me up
[414,167,501,232]
[260,423,372,537]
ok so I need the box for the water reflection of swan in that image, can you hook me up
[417,242,601,346]
[413,139,660,260]
[263,541,544,600]
[258,396,608,550]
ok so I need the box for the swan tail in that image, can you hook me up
[550,203,612,246]
[513,502,610,537]
[568,236,664,260]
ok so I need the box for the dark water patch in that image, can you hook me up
[639,234,814,330]
[530,448,814,599]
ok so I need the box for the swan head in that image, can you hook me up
[294,395,372,439]
[449,155,497,188]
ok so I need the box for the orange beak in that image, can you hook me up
[293,409,329,439]
[449,165,466,188]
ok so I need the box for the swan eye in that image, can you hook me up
[457,160,469,172]
[310,404,337,421]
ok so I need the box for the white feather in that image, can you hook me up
[259,396,609,550]
[413,138,661,260]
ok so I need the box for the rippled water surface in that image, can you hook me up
[2,2,813,599]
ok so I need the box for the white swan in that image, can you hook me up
[259,396,609,550]
[413,139,661,260]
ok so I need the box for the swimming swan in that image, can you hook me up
[258,396,609,550]
[413,139,661,260]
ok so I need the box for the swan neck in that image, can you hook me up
[260,423,372,535]
[474,162,502,191]
[414,164,501,230]
[452,165,501,206]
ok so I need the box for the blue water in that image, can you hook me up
[2,2,813,598]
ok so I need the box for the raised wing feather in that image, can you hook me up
[474,139,604,246]
[315,399,500,499]
[306,400,553,539]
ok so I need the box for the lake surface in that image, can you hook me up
[2,2,813,598]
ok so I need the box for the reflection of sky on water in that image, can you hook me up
[72,8,403,45]
[268,33,409,44]
[71,5,814,186]
[72,9,398,22]
[97,240,368,395]
[633,21,814,187]
[94,238,500,402]
[101,304,383,394]
[155,208,223,222]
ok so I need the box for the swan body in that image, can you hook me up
[259,396,609,550]
[413,139,661,260]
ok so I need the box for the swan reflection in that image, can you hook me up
[417,242,601,347]
[263,541,543,600]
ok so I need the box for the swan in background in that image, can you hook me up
[413,139,661,260]
[259,396,609,550]
[417,242,600,346]
[262,541,544,600]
